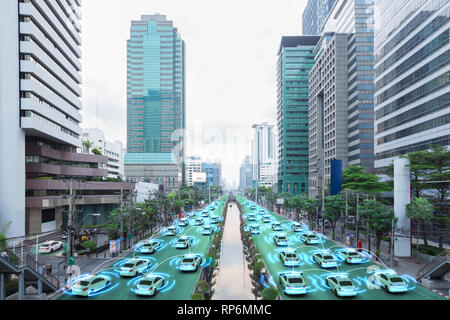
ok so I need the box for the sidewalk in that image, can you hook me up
[213,203,253,300]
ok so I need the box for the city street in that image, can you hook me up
[237,196,446,300]
[59,198,226,300]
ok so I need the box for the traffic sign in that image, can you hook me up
[68,256,75,266]
[128,233,132,240]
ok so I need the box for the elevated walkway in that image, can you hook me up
[0,248,60,300]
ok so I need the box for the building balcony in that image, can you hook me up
[26,179,134,191]
[26,162,107,177]
[26,194,121,209]
[26,144,107,164]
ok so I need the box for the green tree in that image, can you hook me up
[262,286,279,300]
[288,195,304,221]
[82,139,93,153]
[323,195,343,240]
[359,199,397,258]
[419,145,450,249]
[91,148,102,155]
[406,198,434,247]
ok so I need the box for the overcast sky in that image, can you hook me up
[81,0,308,187]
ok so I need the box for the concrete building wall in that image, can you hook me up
[0,1,26,238]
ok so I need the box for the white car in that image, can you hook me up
[290,222,307,233]
[326,275,357,297]
[273,233,289,246]
[258,209,266,215]
[249,224,260,234]
[272,221,283,231]
[299,232,321,245]
[279,272,307,295]
[39,241,63,254]
[279,249,300,267]
[137,240,161,254]
[165,226,180,236]
[193,218,204,226]
[313,251,338,268]
[201,225,213,235]
[373,271,408,293]
[177,254,203,272]
[119,258,150,277]
[135,274,165,296]
[201,210,210,218]
[71,275,111,296]
[177,218,188,226]
[175,236,194,249]
[262,215,272,223]
[248,214,256,221]
[336,248,364,264]
[210,216,219,224]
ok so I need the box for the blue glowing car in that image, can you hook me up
[272,221,283,231]
[165,226,180,236]
[336,248,364,264]
[279,272,307,295]
[249,224,260,234]
[313,251,338,268]
[201,225,214,235]
[177,218,188,227]
[279,249,300,267]
[250,205,256,210]
[201,210,210,218]
[248,214,256,221]
[177,254,203,272]
[326,275,357,297]
[193,217,204,226]
[299,232,321,245]
[210,216,219,224]
[137,240,161,254]
[135,274,165,296]
[119,258,151,277]
[71,274,112,297]
[175,235,194,249]
[373,271,408,293]
[273,233,289,246]
[290,222,307,233]
[262,215,272,223]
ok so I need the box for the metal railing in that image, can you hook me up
[0,246,59,289]
[417,250,449,281]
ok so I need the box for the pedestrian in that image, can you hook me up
[1,250,8,260]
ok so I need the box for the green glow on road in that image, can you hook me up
[60,197,227,300]
[236,196,446,301]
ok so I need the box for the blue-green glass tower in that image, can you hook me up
[127,14,185,160]
[277,36,320,195]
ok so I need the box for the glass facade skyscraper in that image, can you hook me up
[277,36,320,195]
[302,0,337,35]
[127,14,185,159]
[374,0,450,170]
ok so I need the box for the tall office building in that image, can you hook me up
[308,0,376,197]
[127,14,185,157]
[0,0,132,238]
[302,0,337,35]
[277,36,320,195]
[374,0,450,170]
[239,156,253,192]
[202,162,222,187]
[185,156,202,187]
[251,123,278,188]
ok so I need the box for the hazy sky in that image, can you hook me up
[81,0,308,187]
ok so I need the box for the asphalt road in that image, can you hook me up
[60,197,227,300]
[236,196,446,300]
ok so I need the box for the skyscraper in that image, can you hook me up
[277,36,320,195]
[374,0,450,171]
[127,14,185,159]
[239,156,253,192]
[302,0,337,35]
[251,123,278,188]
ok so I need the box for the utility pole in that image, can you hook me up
[389,219,395,267]
[129,185,135,248]
[356,192,360,246]
[119,187,123,253]
[65,179,75,282]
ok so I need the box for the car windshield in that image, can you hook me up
[77,280,90,286]
[183,258,194,263]
[143,243,152,247]
[278,236,287,240]
[286,254,296,258]
[323,256,334,260]
[390,277,404,283]
[348,252,359,256]
[339,280,353,286]
[289,278,303,284]
[139,280,153,286]
[40,244,49,247]
[178,239,186,242]
[308,235,317,239]
[123,263,134,268]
